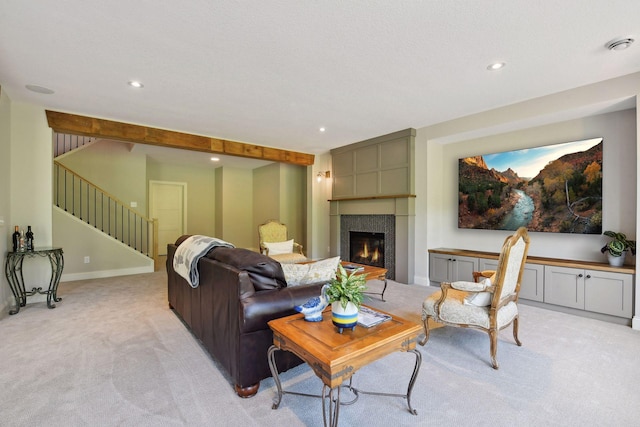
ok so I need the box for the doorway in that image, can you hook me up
[149,181,187,256]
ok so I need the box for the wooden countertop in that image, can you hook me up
[429,247,636,274]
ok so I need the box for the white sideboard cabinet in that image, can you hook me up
[429,248,635,324]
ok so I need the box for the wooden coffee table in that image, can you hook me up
[267,307,422,426]
[340,261,388,301]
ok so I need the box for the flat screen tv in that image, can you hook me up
[458,137,603,234]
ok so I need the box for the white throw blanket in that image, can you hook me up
[173,235,235,288]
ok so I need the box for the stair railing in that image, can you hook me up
[53,161,158,265]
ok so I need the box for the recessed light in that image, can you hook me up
[319,127,326,133]
[25,84,55,94]
[605,37,634,51]
[210,157,220,162]
[487,62,506,71]
[128,81,144,88]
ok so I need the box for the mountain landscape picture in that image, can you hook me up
[458,138,603,234]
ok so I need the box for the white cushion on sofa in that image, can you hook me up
[301,256,340,285]
[281,263,310,286]
[264,239,294,255]
[281,256,340,287]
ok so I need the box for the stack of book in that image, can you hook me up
[357,306,392,328]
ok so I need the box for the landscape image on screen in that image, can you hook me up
[458,138,603,234]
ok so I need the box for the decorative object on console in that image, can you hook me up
[326,264,367,333]
[294,284,330,321]
[12,226,20,252]
[600,230,636,267]
[25,226,34,251]
[458,137,602,234]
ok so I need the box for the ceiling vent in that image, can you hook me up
[605,38,634,51]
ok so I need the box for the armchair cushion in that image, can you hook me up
[463,278,493,306]
[422,289,518,329]
[264,239,294,255]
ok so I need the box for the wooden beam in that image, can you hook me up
[45,110,315,166]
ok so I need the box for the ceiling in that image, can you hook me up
[2,1,640,165]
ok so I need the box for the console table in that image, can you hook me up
[4,247,64,315]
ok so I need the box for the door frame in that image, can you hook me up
[149,180,188,251]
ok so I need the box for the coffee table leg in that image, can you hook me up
[406,349,422,415]
[267,345,284,409]
[322,384,340,427]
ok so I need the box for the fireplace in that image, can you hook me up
[340,215,395,279]
[349,231,385,268]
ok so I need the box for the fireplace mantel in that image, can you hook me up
[329,194,416,202]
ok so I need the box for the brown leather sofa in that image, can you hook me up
[166,236,324,397]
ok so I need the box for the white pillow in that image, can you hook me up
[300,256,340,285]
[264,239,294,255]
[464,278,493,306]
[281,263,310,287]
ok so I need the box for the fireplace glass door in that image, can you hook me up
[349,231,385,268]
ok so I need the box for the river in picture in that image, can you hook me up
[499,189,534,230]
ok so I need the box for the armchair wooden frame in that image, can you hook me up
[421,227,530,369]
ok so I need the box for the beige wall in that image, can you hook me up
[308,152,332,260]
[253,163,281,249]
[279,164,306,251]
[0,89,11,313]
[53,207,153,280]
[58,140,148,215]
[9,103,54,293]
[216,167,254,249]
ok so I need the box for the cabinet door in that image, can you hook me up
[544,266,585,309]
[451,255,478,282]
[429,253,452,283]
[584,270,633,317]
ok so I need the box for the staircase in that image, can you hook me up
[53,160,159,267]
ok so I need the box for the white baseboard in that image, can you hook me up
[413,275,429,286]
[61,265,154,282]
[632,316,640,331]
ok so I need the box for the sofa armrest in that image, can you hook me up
[240,283,326,334]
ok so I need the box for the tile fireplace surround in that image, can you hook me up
[329,196,415,284]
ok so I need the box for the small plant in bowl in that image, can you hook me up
[325,264,367,333]
[600,230,636,266]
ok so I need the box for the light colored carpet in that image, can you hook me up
[0,270,639,426]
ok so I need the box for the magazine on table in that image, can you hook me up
[342,264,365,272]
[357,306,392,328]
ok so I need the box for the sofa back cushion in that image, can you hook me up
[207,247,287,291]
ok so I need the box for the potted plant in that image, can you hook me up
[325,264,367,333]
[600,230,636,267]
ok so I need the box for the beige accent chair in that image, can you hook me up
[258,219,307,264]
[421,227,530,369]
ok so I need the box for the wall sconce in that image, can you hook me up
[316,171,331,182]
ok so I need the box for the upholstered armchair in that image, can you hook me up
[421,227,530,369]
[258,219,307,264]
